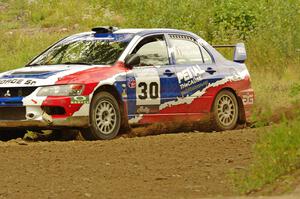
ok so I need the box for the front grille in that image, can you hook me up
[0,87,37,97]
[0,107,26,120]
[42,106,66,116]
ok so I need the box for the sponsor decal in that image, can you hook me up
[0,79,37,86]
[31,99,38,104]
[180,80,209,96]
[71,96,89,104]
[121,84,127,98]
[177,65,206,94]
[136,106,150,114]
[127,77,136,89]
[136,105,159,114]
[242,93,254,105]
[4,90,11,97]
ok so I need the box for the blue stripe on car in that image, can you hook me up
[0,97,23,107]
[1,70,65,79]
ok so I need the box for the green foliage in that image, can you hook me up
[212,0,257,41]
[0,30,69,70]
[106,0,212,38]
[236,118,300,193]
[0,0,299,72]
[105,0,300,73]
[290,83,300,97]
[250,65,300,125]
[0,0,113,29]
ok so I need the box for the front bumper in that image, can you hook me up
[0,115,89,129]
[0,94,90,129]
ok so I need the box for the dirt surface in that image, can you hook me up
[0,128,260,199]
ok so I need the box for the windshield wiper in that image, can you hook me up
[61,62,92,65]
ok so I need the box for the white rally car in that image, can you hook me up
[0,27,254,140]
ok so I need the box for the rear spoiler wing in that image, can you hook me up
[212,43,247,63]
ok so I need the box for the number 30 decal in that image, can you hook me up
[134,67,160,106]
[138,82,159,100]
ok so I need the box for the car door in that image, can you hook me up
[125,34,178,117]
[167,34,220,113]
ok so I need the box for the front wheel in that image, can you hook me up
[81,92,121,140]
[212,90,239,131]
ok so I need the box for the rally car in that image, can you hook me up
[0,27,254,140]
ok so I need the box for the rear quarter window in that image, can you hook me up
[200,46,213,64]
[169,35,203,65]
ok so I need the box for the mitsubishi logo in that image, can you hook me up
[4,90,11,97]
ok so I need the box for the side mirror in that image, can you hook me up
[233,43,247,63]
[125,54,140,68]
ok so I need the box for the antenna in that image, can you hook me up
[91,26,119,34]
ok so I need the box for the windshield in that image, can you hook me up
[28,33,133,66]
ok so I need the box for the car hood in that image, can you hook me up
[0,65,104,88]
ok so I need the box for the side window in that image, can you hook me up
[170,35,203,65]
[200,46,213,64]
[131,35,169,66]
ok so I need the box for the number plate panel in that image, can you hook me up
[134,67,161,106]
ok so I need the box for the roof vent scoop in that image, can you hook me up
[91,26,119,34]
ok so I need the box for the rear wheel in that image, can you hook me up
[81,92,121,140]
[212,90,239,131]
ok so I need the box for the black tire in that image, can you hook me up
[212,90,239,131]
[81,92,121,140]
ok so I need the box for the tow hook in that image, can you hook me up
[42,112,53,125]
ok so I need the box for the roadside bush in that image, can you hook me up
[212,0,257,41]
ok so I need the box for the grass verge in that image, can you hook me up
[234,116,300,194]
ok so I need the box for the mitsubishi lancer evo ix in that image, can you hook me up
[0,27,254,140]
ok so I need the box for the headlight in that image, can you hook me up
[37,84,84,96]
